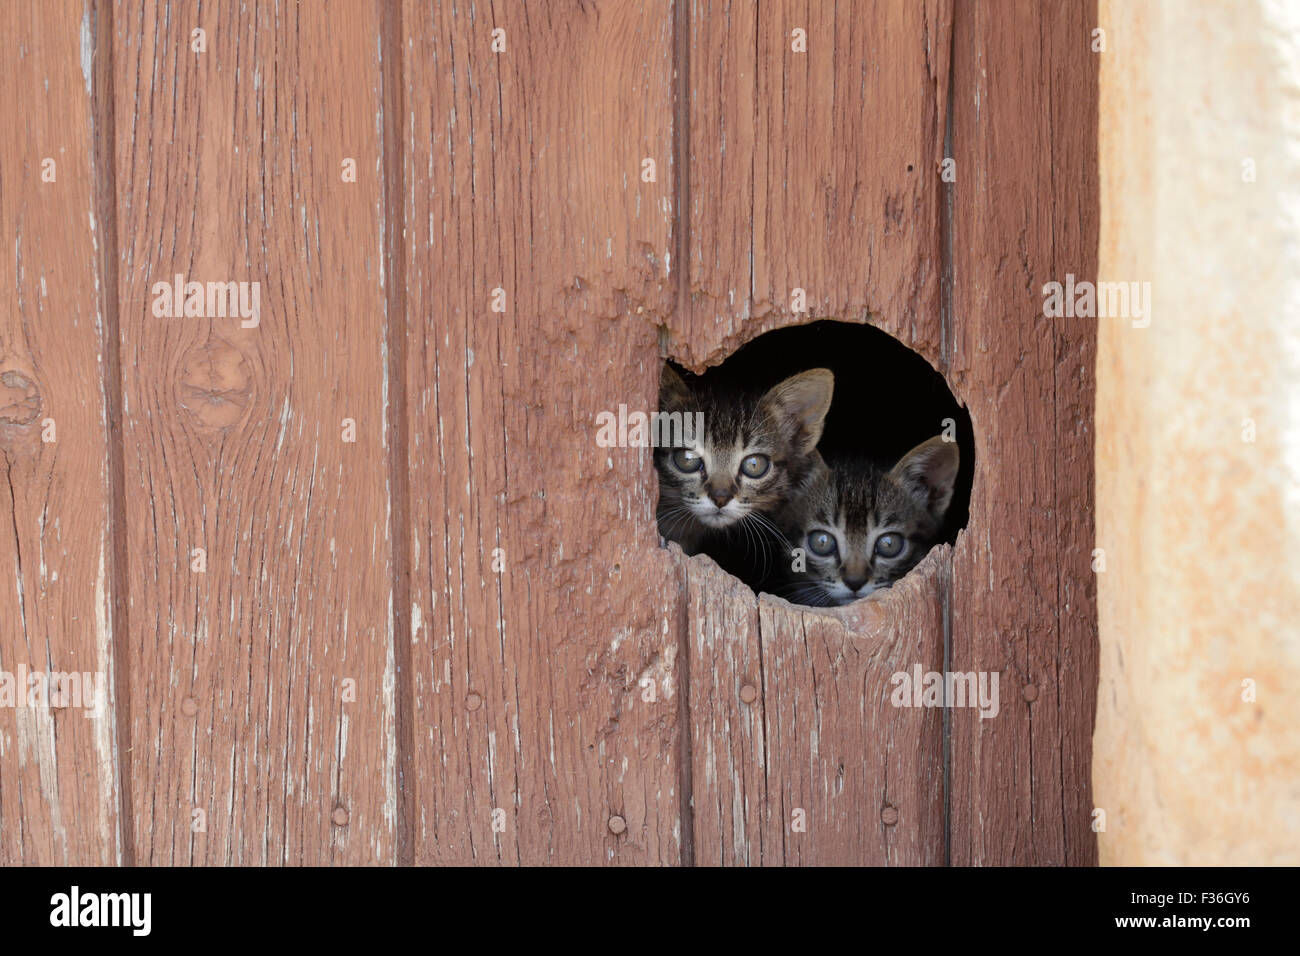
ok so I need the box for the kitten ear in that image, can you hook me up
[890,436,960,521]
[659,364,691,412]
[761,369,835,455]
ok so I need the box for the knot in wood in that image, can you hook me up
[0,369,41,426]
[178,339,252,429]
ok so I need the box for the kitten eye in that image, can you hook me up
[807,530,838,557]
[739,454,770,478]
[875,533,905,558]
[672,448,704,473]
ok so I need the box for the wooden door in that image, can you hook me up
[0,0,1097,866]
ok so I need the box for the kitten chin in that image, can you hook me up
[772,437,959,607]
[654,365,834,580]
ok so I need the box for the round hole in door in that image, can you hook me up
[655,320,972,607]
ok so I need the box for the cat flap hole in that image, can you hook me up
[655,320,973,606]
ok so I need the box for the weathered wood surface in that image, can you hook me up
[111,1,395,864]
[0,0,1098,866]
[401,0,682,864]
[0,0,121,866]
[947,0,1100,865]
[674,0,952,369]
[677,0,953,865]
[687,548,946,865]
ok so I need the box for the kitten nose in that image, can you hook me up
[844,576,868,592]
[708,488,734,508]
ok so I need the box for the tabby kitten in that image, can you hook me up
[775,437,959,606]
[655,365,834,568]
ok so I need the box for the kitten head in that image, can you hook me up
[655,365,834,543]
[779,436,959,605]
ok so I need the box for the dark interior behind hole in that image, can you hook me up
[665,319,973,542]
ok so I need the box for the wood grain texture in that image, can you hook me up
[676,0,953,865]
[947,0,1099,865]
[402,0,683,864]
[688,549,946,865]
[111,1,395,864]
[0,0,121,866]
[673,0,951,369]
[0,0,1100,867]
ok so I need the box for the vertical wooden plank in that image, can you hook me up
[113,1,395,864]
[684,565,765,864]
[948,0,1099,865]
[689,551,945,865]
[404,1,681,864]
[681,0,951,864]
[677,0,951,367]
[0,1,120,866]
[762,559,947,865]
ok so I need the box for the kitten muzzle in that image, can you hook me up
[707,487,734,507]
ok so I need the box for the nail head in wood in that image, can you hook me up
[881,806,899,826]
[607,814,627,835]
[466,691,483,711]
[181,697,199,716]
[332,806,350,827]
[1022,684,1039,702]
[739,683,758,704]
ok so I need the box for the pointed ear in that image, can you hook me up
[760,369,835,455]
[889,436,960,521]
[659,364,691,412]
